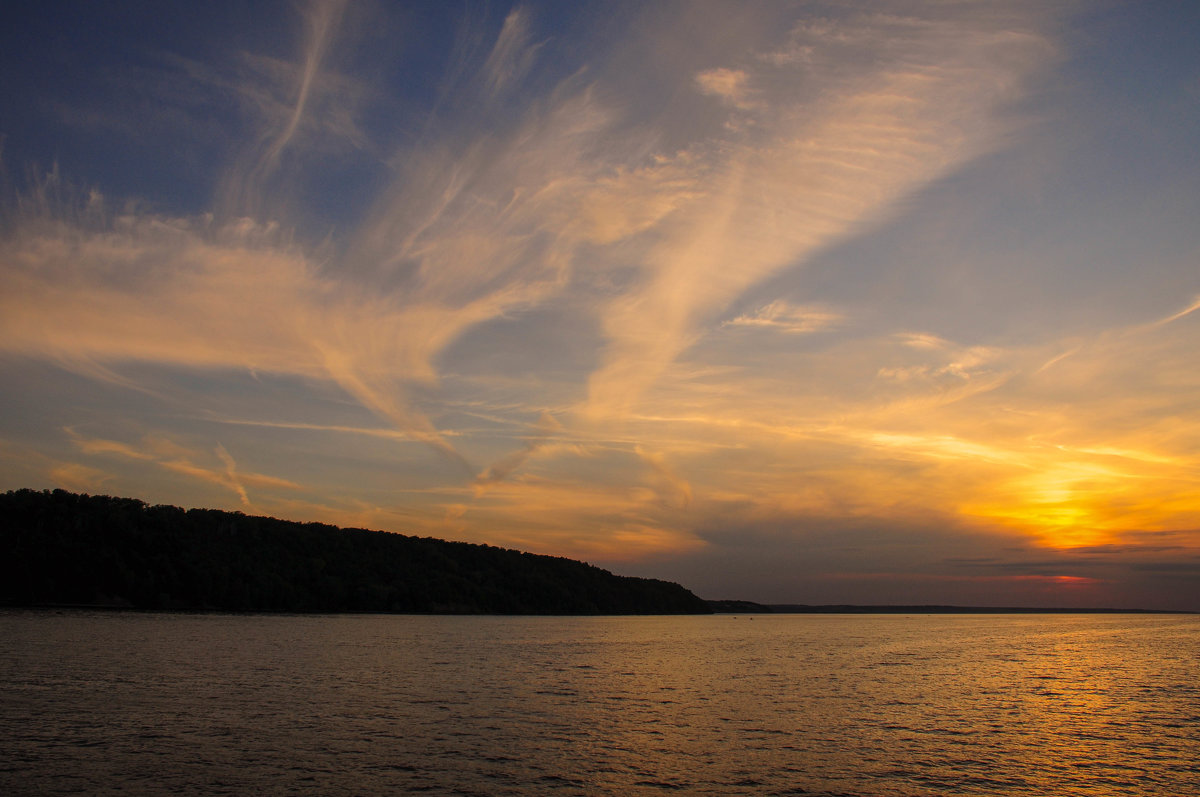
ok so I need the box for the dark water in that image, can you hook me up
[2,611,1197,796]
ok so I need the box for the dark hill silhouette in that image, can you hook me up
[0,489,711,615]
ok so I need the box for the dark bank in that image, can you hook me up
[0,489,711,615]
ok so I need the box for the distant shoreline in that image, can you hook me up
[706,600,1194,615]
[4,602,1193,617]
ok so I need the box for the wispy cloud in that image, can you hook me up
[473,411,564,492]
[580,6,1055,420]
[214,443,249,506]
[482,7,541,100]
[1152,293,1200,328]
[0,204,479,466]
[723,301,842,334]
[205,416,431,443]
[695,68,754,109]
[48,462,112,494]
[218,0,350,219]
[65,429,301,507]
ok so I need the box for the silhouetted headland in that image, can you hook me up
[0,489,711,615]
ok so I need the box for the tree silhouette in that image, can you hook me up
[0,489,711,615]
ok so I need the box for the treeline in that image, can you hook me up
[0,489,711,615]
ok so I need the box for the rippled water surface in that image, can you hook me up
[2,611,1198,795]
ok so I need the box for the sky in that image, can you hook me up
[2,1,1199,610]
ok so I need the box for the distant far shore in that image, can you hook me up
[706,600,1193,615]
[4,600,1193,616]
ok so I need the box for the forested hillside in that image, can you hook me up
[0,489,711,615]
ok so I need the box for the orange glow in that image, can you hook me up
[960,453,1200,549]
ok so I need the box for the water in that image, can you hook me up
[1,611,1197,796]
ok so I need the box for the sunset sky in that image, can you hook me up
[3,1,1199,610]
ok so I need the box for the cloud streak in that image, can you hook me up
[218,0,350,219]
[64,428,301,507]
[581,7,1055,420]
